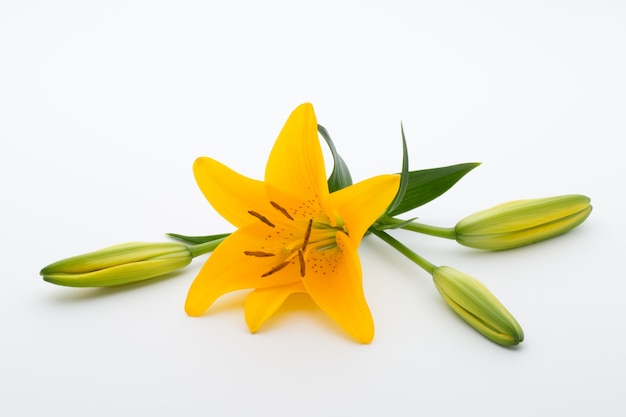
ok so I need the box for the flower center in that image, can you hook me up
[244,201,344,278]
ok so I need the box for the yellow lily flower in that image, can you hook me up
[185,103,400,343]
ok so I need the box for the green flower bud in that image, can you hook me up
[455,194,592,250]
[433,266,524,346]
[40,242,193,287]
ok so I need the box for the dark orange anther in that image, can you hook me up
[261,261,290,277]
[270,201,294,220]
[302,219,313,250]
[298,250,306,277]
[248,210,275,227]
[244,251,275,257]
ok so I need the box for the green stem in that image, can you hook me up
[370,229,437,275]
[187,237,228,258]
[380,217,457,239]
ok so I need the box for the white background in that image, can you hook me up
[2,1,625,416]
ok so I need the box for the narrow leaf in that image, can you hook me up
[167,232,231,245]
[318,124,353,192]
[385,122,410,214]
[387,162,481,216]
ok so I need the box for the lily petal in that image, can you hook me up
[185,223,301,316]
[264,103,331,213]
[302,232,374,343]
[331,174,400,245]
[244,282,306,333]
[194,157,272,229]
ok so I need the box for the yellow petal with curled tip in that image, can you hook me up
[301,232,374,344]
[193,157,273,229]
[331,174,400,246]
[184,223,301,316]
[244,282,307,333]
[264,103,332,216]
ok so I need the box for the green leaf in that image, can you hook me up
[385,123,410,215]
[318,124,353,192]
[386,162,481,216]
[166,232,231,245]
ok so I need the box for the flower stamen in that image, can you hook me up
[298,250,306,277]
[248,210,275,228]
[244,251,275,257]
[270,201,294,220]
[261,260,290,277]
[302,219,313,250]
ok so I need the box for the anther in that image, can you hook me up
[302,219,313,250]
[244,251,275,257]
[270,201,294,220]
[248,210,275,227]
[298,250,306,277]
[261,261,290,277]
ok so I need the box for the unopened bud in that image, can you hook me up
[455,194,591,250]
[433,266,524,346]
[40,242,192,287]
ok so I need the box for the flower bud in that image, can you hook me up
[40,242,193,287]
[455,194,592,250]
[433,266,523,346]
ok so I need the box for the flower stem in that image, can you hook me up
[380,217,457,239]
[370,229,436,275]
[187,237,228,258]
[401,222,456,239]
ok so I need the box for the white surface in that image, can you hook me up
[2,1,625,416]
